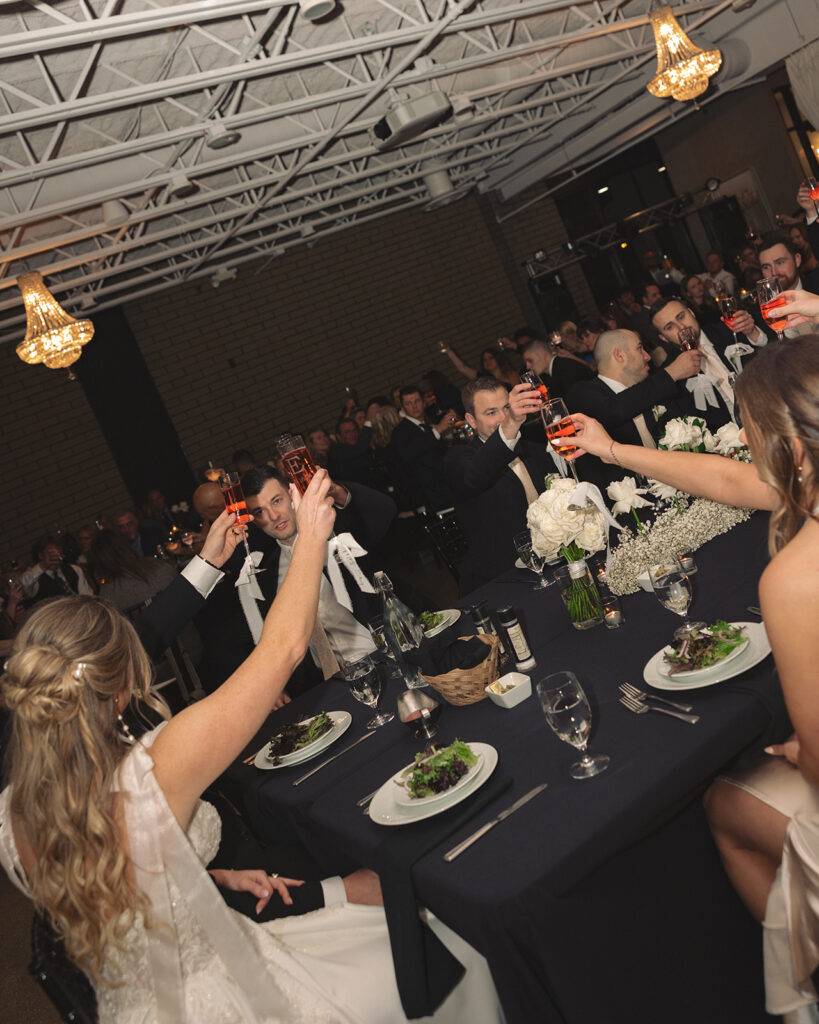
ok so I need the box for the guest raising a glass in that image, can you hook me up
[567,336,819,1020]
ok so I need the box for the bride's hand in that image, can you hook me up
[777,289,819,327]
[765,733,801,767]
[208,868,305,913]
[290,468,336,546]
[568,413,616,461]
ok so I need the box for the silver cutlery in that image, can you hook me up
[619,693,699,724]
[292,731,375,786]
[356,787,379,807]
[618,682,694,714]
[443,783,548,862]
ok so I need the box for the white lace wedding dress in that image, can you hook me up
[0,725,502,1024]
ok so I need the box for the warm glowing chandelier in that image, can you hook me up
[15,272,94,369]
[646,5,722,102]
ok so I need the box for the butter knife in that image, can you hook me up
[443,783,548,862]
[292,731,375,786]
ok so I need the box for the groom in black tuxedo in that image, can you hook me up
[194,466,396,696]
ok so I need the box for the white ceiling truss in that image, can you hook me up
[0,0,815,344]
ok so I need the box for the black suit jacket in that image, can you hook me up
[547,356,595,400]
[389,417,455,512]
[196,482,396,694]
[445,431,553,594]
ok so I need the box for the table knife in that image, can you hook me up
[443,783,548,862]
[292,731,375,786]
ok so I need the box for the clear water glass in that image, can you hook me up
[536,671,609,779]
[649,563,704,639]
[342,655,394,729]
[514,531,551,590]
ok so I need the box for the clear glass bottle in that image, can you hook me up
[373,571,427,688]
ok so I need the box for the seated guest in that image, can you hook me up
[445,378,551,594]
[371,405,413,511]
[112,506,166,558]
[566,329,702,488]
[758,231,819,338]
[142,488,174,531]
[328,417,383,490]
[788,223,818,274]
[568,337,819,1024]
[20,535,93,605]
[643,249,685,289]
[88,530,179,614]
[699,250,739,297]
[558,320,581,356]
[683,273,722,327]
[233,448,256,474]
[521,336,594,400]
[441,345,520,389]
[576,317,607,362]
[630,281,663,349]
[390,386,457,512]
[306,426,332,467]
[364,396,390,423]
[74,524,94,566]
[650,296,766,418]
[195,465,395,695]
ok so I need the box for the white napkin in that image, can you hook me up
[723,342,753,374]
[235,550,265,644]
[326,532,375,612]
[568,481,624,571]
[685,371,721,411]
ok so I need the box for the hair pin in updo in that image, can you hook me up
[72,662,87,681]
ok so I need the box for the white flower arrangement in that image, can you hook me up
[606,477,653,517]
[651,404,667,422]
[606,498,752,595]
[658,416,718,453]
[526,477,606,561]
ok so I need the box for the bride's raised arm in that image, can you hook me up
[151,469,336,827]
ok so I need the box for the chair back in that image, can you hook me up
[29,911,98,1024]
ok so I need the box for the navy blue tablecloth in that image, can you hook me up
[246,512,785,1024]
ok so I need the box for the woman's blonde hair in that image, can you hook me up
[1,596,170,982]
[371,404,401,447]
[735,335,819,554]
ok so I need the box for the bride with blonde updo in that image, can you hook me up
[0,469,501,1024]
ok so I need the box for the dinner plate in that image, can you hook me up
[657,632,749,683]
[368,743,497,826]
[643,622,771,692]
[253,711,352,769]
[423,608,461,638]
[392,749,485,808]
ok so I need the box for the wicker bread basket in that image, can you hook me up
[419,633,498,706]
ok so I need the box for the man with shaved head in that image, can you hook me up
[566,329,702,487]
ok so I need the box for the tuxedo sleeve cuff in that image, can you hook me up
[182,556,224,597]
[432,428,441,440]
[320,876,346,906]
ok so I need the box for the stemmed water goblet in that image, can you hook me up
[342,655,394,729]
[513,531,552,590]
[536,671,610,780]
[757,277,787,342]
[541,396,580,482]
[648,562,705,640]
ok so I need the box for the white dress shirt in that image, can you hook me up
[20,562,94,598]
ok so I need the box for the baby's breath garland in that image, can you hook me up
[606,498,753,595]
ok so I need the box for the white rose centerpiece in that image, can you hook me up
[658,416,717,453]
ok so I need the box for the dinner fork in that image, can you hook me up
[618,682,694,714]
[619,693,699,724]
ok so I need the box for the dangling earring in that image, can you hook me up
[797,465,804,484]
[116,705,135,744]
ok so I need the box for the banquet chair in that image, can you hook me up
[29,911,98,1024]
[421,508,468,582]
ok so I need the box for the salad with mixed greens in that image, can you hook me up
[663,621,747,675]
[396,740,479,799]
[419,610,445,632]
[267,712,333,764]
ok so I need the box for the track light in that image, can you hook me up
[205,123,241,149]
[168,172,198,199]
[298,0,336,21]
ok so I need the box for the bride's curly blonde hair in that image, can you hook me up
[735,334,819,554]
[1,596,170,983]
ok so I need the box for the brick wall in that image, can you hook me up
[0,345,131,566]
[124,196,539,474]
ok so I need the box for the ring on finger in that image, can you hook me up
[269,873,279,879]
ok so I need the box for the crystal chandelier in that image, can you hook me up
[646,5,722,102]
[15,272,95,369]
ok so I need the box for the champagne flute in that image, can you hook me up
[648,562,705,639]
[757,277,787,341]
[219,471,261,574]
[678,325,699,351]
[719,294,741,345]
[807,177,819,217]
[537,671,609,779]
[205,460,224,482]
[520,370,549,402]
[342,655,394,729]
[513,531,552,589]
[542,397,579,482]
